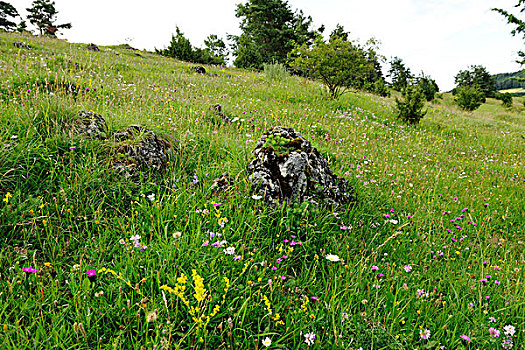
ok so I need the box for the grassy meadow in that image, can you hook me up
[0,32,524,349]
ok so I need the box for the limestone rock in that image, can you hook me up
[190,66,206,74]
[13,42,30,49]
[72,111,108,140]
[247,127,355,208]
[112,125,172,178]
[87,44,100,52]
[210,173,233,194]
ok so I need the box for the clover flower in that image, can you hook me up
[420,329,431,340]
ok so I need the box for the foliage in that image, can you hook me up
[290,37,383,99]
[329,23,349,42]
[394,85,427,124]
[158,27,226,65]
[416,73,439,101]
[388,57,413,91]
[233,0,317,69]
[454,65,496,98]
[493,0,525,65]
[495,92,513,107]
[454,85,486,111]
[263,62,289,82]
[26,0,71,36]
[0,1,19,31]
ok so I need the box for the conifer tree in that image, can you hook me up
[0,1,19,31]
[26,0,71,36]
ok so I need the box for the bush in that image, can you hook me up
[454,86,486,111]
[395,85,427,124]
[494,92,513,108]
[417,76,439,101]
[372,79,390,97]
[263,63,289,82]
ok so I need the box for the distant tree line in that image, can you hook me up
[493,71,525,90]
[0,0,71,36]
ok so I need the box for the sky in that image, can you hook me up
[11,0,525,91]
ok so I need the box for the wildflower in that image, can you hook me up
[503,325,515,336]
[460,334,471,343]
[280,275,286,280]
[403,265,412,273]
[147,193,155,202]
[376,273,385,280]
[489,317,497,322]
[87,270,96,282]
[325,254,340,262]
[212,202,221,207]
[233,255,242,261]
[251,194,262,200]
[420,329,431,340]
[304,332,316,346]
[223,247,235,255]
[69,146,76,150]
[262,337,272,347]
[146,309,158,322]
[130,235,141,242]
[495,280,501,285]
[371,265,379,271]
[201,240,209,247]
[3,192,12,203]
[172,231,182,238]
[341,312,349,321]
[502,338,514,349]
[22,266,38,273]
[488,327,500,338]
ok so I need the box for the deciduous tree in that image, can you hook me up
[493,1,525,64]
[453,65,496,97]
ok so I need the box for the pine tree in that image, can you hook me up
[26,0,71,36]
[0,1,19,31]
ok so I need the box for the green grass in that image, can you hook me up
[0,31,524,349]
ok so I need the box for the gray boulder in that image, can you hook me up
[72,111,108,140]
[112,125,172,178]
[247,127,355,207]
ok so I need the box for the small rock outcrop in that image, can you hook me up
[112,125,172,178]
[72,111,108,140]
[247,127,355,207]
[210,173,233,194]
[190,66,206,74]
[13,42,30,49]
[86,44,100,52]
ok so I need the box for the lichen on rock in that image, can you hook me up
[112,125,172,178]
[247,126,355,208]
[72,110,108,140]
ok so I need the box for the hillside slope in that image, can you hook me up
[1,32,524,349]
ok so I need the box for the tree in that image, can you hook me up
[159,26,194,62]
[388,57,413,91]
[232,0,317,69]
[493,1,525,65]
[158,27,226,65]
[416,73,439,101]
[454,86,485,111]
[395,85,427,124]
[453,65,496,97]
[204,34,228,63]
[290,37,382,99]
[26,0,71,36]
[494,92,513,108]
[329,24,349,42]
[0,1,19,31]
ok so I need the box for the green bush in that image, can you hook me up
[263,63,289,82]
[395,85,427,124]
[454,86,485,111]
[494,92,513,108]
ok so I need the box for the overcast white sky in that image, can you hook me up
[11,0,524,91]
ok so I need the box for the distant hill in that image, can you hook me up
[493,70,525,91]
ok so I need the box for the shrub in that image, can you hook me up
[454,86,486,111]
[494,92,513,108]
[395,85,427,125]
[263,63,289,82]
[417,75,439,101]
